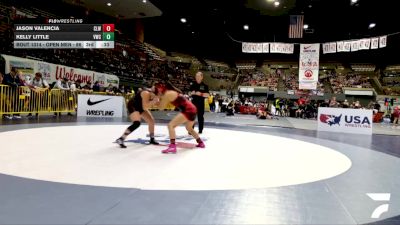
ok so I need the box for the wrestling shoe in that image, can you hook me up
[196,142,205,148]
[149,139,159,145]
[162,144,177,154]
[116,138,127,148]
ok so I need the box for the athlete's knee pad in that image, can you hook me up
[127,121,141,132]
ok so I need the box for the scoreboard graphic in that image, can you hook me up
[14,21,115,49]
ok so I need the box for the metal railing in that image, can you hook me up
[0,85,209,116]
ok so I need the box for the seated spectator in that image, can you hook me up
[106,84,114,94]
[92,81,101,92]
[226,100,234,116]
[342,99,350,108]
[81,81,93,93]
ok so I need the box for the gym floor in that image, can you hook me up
[0,112,399,225]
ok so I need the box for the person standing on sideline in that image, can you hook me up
[190,72,209,134]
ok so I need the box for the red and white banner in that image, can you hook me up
[2,54,119,87]
[299,44,319,90]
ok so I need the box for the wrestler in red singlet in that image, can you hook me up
[155,82,205,154]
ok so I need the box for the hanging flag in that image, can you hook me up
[379,36,387,48]
[289,15,304,39]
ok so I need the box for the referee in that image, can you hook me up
[190,72,209,134]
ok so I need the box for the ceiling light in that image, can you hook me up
[142,0,147,3]
[308,5,312,8]
[106,2,111,6]
[351,0,358,3]
[180,18,187,23]
[274,1,280,6]
[369,23,376,29]
[303,24,309,29]
[243,24,249,30]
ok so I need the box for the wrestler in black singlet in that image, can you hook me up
[127,90,144,114]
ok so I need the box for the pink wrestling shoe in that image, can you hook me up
[162,144,177,154]
[196,142,205,148]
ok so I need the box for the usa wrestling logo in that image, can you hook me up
[320,114,342,126]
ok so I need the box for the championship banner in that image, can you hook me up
[329,42,337,53]
[371,38,379,49]
[343,41,351,52]
[242,42,264,53]
[323,43,329,54]
[77,94,124,118]
[299,44,319,90]
[318,107,373,135]
[337,41,344,52]
[1,54,119,87]
[379,36,387,48]
[351,40,360,52]
[323,42,337,54]
[243,42,293,54]
[262,43,269,53]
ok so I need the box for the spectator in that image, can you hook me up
[92,81,101,92]
[27,72,49,117]
[0,72,3,84]
[329,97,339,108]
[52,77,71,116]
[53,77,70,90]
[342,99,350,108]
[3,67,24,119]
[81,81,93,93]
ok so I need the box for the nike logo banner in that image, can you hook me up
[87,98,111,106]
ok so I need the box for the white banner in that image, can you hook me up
[1,54,119,88]
[337,41,344,52]
[77,94,124,118]
[323,42,337,54]
[343,41,351,52]
[322,43,330,54]
[371,38,379,49]
[351,40,360,52]
[318,107,373,135]
[329,42,337,53]
[262,43,269,53]
[379,35,387,48]
[299,44,319,89]
[243,42,293,54]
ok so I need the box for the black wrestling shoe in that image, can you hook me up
[116,138,127,148]
[149,139,159,145]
